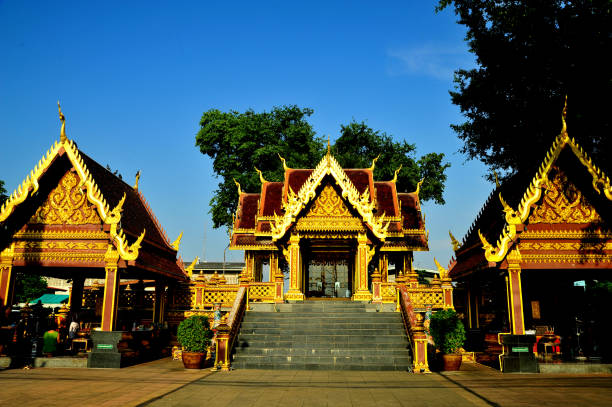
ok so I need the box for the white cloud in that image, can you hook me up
[387,43,475,81]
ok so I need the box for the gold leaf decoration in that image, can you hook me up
[29,171,101,225]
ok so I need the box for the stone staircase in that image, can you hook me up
[232,301,412,371]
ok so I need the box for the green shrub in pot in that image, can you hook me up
[429,308,466,355]
[177,315,213,353]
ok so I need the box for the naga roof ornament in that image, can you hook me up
[254,167,267,184]
[414,178,424,196]
[270,148,390,241]
[478,98,612,264]
[171,231,183,250]
[277,153,290,171]
[134,170,141,190]
[433,257,448,279]
[449,230,460,252]
[58,101,67,143]
[369,154,380,171]
[233,178,242,196]
[390,165,402,183]
[184,256,199,277]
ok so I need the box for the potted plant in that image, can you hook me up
[429,308,466,371]
[177,315,213,369]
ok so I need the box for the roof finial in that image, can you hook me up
[391,164,402,183]
[449,230,460,251]
[561,95,568,134]
[133,170,141,190]
[233,178,242,196]
[277,153,289,171]
[254,167,267,184]
[327,136,331,156]
[493,170,500,188]
[369,154,380,171]
[58,101,67,143]
[414,178,424,195]
[171,231,183,251]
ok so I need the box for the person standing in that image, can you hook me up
[42,323,60,357]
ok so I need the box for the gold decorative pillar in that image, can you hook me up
[378,253,388,282]
[0,246,15,307]
[270,252,284,303]
[353,233,372,301]
[412,313,430,373]
[285,234,304,301]
[243,251,255,282]
[506,248,525,335]
[101,247,121,332]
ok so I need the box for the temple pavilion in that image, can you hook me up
[448,107,612,366]
[0,105,188,332]
[229,147,429,301]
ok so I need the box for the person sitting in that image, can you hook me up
[42,322,60,357]
[68,318,80,340]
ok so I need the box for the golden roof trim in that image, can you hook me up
[271,151,390,241]
[0,111,145,262]
[479,104,612,263]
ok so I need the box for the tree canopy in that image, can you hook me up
[15,273,47,304]
[333,121,449,205]
[196,106,450,230]
[437,0,611,177]
[0,180,7,205]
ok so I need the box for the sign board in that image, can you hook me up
[512,347,529,353]
[97,344,114,350]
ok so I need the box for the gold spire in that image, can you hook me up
[493,170,500,188]
[58,101,67,143]
[133,170,141,190]
[561,95,568,134]
[171,231,183,250]
[369,154,380,171]
[390,165,402,183]
[233,178,242,196]
[254,167,267,184]
[449,230,460,251]
[278,153,289,171]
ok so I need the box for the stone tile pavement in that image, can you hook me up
[2,358,612,407]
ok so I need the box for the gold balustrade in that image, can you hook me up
[407,288,445,309]
[380,283,397,303]
[248,283,276,303]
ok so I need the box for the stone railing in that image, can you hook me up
[398,285,430,373]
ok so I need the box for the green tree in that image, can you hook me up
[197,107,451,230]
[196,106,324,229]
[437,0,611,177]
[14,273,48,304]
[333,121,449,204]
[0,179,7,205]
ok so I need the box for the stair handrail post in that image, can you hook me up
[398,286,430,373]
[212,286,247,371]
[371,268,382,303]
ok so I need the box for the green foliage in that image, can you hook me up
[196,105,324,229]
[333,121,450,204]
[196,108,451,230]
[0,180,7,205]
[15,273,47,304]
[437,0,611,178]
[429,308,466,354]
[177,315,214,353]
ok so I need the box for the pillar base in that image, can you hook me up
[352,290,372,302]
[499,334,538,373]
[87,331,124,368]
[284,290,304,302]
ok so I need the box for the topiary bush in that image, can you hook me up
[429,309,466,355]
[177,315,213,353]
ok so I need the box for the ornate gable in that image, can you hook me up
[528,167,601,225]
[295,183,365,232]
[28,170,103,226]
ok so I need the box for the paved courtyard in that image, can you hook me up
[1,358,612,407]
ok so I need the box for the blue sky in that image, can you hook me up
[0,1,493,270]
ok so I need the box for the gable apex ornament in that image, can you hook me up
[58,101,67,143]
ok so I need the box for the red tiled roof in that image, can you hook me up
[260,182,283,216]
[235,194,259,230]
[375,182,398,217]
[398,193,422,230]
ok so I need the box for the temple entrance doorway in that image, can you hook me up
[304,239,354,299]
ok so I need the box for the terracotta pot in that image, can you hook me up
[182,351,205,369]
[442,354,462,371]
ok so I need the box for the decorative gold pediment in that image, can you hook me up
[529,169,601,224]
[296,184,364,232]
[29,171,102,225]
